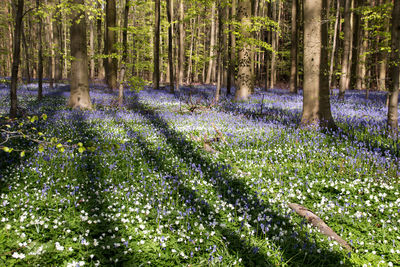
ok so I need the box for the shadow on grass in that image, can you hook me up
[121,96,346,266]
[0,86,69,192]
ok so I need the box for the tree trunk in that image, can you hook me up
[105,0,117,90]
[153,0,160,89]
[68,0,92,109]
[378,0,390,92]
[206,3,216,84]
[97,6,105,79]
[289,0,298,94]
[215,1,223,102]
[167,0,174,93]
[301,0,335,128]
[329,0,340,90]
[9,0,24,118]
[234,0,252,101]
[21,27,30,84]
[89,18,95,80]
[178,0,185,88]
[339,0,352,100]
[118,0,130,106]
[227,0,236,95]
[387,0,400,132]
[356,16,368,92]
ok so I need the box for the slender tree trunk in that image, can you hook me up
[378,0,390,92]
[166,0,174,92]
[63,12,68,79]
[339,0,352,99]
[215,1,223,102]
[350,0,360,90]
[227,0,236,95]
[89,18,95,80]
[21,28,30,84]
[289,0,298,94]
[329,0,340,90]
[153,0,160,89]
[234,0,252,101]
[387,0,400,132]
[357,17,368,92]
[105,0,117,90]
[68,0,92,109]
[206,3,216,84]
[178,0,184,87]
[10,0,24,118]
[301,0,335,128]
[97,7,105,79]
[118,0,129,105]
[270,0,277,88]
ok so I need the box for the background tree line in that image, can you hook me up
[0,0,399,131]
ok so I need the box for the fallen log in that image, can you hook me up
[288,203,352,251]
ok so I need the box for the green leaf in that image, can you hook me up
[78,147,86,153]
[56,143,63,148]
[38,145,44,153]
[41,114,47,120]
[77,142,83,147]
[20,151,25,157]
[2,147,10,153]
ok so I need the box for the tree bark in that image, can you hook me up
[289,0,298,94]
[234,0,253,101]
[105,0,117,90]
[118,0,130,106]
[227,0,236,95]
[166,0,174,92]
[301,0,335,128]
[329,0,340,90]
[178,0,185,88]
[339,0,352,100]
[215,1,223,102]
[68,0,92,109]
[10,0,24,118]
[153,0,160,90]
[97,5,105,79]
[387,0,400,132]
[206,3,216,84]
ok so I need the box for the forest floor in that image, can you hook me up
[0,83,399,266]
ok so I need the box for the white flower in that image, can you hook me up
[55,242,64,251]
[12,252,25,259]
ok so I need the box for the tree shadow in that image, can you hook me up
[0,85,69,192]
[121,96,346,266]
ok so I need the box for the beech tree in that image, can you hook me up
[68,0,92,109]
[9,0,24,118]
[301,0,335,128]
[387,0,400,132]
[339,0,352,100]
[105,0,117,90]
[289,0,298,94]
[153,0,160,90]
[234,0,253,101]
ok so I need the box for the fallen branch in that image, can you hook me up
[288,203,352,251]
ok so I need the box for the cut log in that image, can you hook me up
[288,203,352,251]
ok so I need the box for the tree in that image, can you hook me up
[177,0,184,89]
[289,0,298,94]
[166,0,174,93]
[301,0,335,128]
[234,0,253,101]
[105,0,117,90]
[118,0,130,105]
[68,0,92,109]
[9,0,24,118]
[37,0,43,101]
[153,0,160,90]
[387,0,400,132]
[339,0,352,100]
